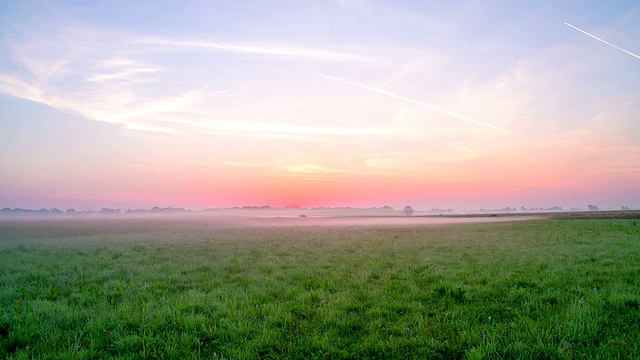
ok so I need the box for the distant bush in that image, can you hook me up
[404,205,414,216]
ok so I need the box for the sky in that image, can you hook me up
[1,0,639,211]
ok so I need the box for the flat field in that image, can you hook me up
[0,216,639,359]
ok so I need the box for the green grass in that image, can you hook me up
[0,218,639,359]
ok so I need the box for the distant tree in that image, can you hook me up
[588,205,599,211]
[404,206,414,216]
[66,208,76,214]
[100,207,121,214]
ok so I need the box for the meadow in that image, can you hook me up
[0,216,639,359]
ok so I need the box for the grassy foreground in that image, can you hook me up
[0,218,639,359]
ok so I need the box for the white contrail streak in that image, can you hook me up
[564,22,640,60]
[305,70,510,133]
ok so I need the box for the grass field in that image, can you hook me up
[1,217,639,359]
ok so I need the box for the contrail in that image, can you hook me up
[199,41,510,132]
[564,22,640,60]
[305,70,510,133]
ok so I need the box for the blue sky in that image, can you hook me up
[1,0,639,211]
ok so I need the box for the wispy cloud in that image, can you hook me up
[376,55,448,88]
[0,31,197,133]
[88,87,208,123]
[204,121,399,136]
[222,161,265,168]
[0,74,47,104]
[88,57,164,83]
[0,21,381,136]
[138,37,376,63]
[281,162,379,176]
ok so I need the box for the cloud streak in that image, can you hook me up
[305,70,511,133]
[281,162,381,176]
[139,38,375,63]
[565,22,640,60]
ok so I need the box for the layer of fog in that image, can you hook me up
[0,208,544,228]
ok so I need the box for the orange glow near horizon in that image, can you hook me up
[3,133,637,211]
